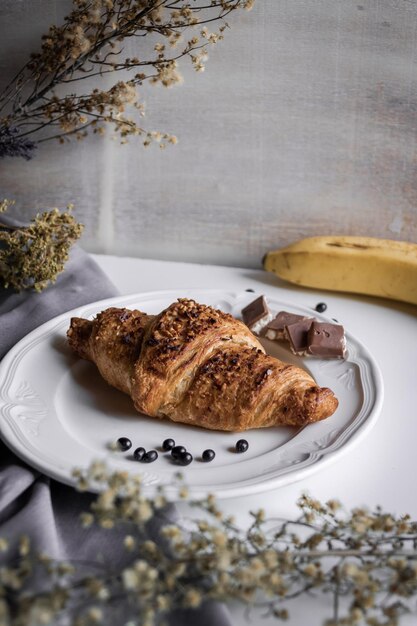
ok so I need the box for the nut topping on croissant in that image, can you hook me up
[67,298,338,431]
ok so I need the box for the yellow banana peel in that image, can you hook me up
[263,236,417,306]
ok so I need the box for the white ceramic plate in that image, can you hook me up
[0,289,384,499]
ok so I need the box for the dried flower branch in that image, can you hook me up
[2,463,417,625]
[0,0,255,157]
[0,200,84,291]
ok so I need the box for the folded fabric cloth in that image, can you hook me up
[0,244,232,626]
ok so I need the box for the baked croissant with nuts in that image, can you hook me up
[67,298,338,431]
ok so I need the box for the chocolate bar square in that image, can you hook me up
[264,311,307,341]
[307,322,346,358]
[241,296,272,334]
[285,318,315,355]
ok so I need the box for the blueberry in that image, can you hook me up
[162,438,175,451]
[202,449,215,462]
[236,439,249,453]
[178,451,193,466]
[117,437,132,451]
[142,450,158,463]
[315,302,327,313]
[171,445,186,460]
[133,447,146,461]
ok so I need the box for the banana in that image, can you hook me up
[263,236,417,306]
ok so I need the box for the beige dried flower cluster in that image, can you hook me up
[0,0,255,155]
[0,199,83,291]
[2,463,417,625]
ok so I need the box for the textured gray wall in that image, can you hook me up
[1,0,416,267]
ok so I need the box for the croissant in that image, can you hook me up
[67,298,338,431]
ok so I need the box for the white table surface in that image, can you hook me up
[93,253,417,626]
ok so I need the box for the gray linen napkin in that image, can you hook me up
[0,244,232,625]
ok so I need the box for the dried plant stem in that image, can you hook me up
[2,468,417,625]
[0,0,255,158]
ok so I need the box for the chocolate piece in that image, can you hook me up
[307,322,346,358]
[285,318,315,355]
[264,311,307,341]
[241,296,272,334]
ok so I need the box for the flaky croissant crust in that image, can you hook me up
[67,298,338,431]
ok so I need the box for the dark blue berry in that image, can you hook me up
[315,302,327,313]
[171,445,186,460]
[163,438,175,451]
[142,450,158,463]
[202,449,215,462]
[236,439,249,453]
[178,451,193,466]
[117,437,132,451]
[133,447,146,461]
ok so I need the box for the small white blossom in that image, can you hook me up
[0,537,9,552]
[122,568,140,591]
[19,535,30,556]
[184,588,202,608]
[80,512,94,528]
[123,535,136,551]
